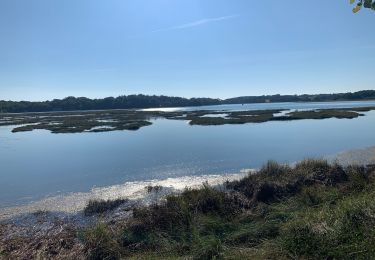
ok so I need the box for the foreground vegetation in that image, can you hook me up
[2,159,375,259]
[80,159,375,259]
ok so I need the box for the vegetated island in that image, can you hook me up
[1,106,375,134]
[1,159,375,259]
[1,90,375,113]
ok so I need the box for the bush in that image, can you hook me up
[84,198,128,216]
[294,158,330,174]
[192,236,224,260]
[346,165,369,192]
[281,222,328,258]
[146,185,163,193]
[226,221,279,246]
[281,194,375,259]
[297,185,340,207]
[82,223,121,260]
[259,160,292,178]
[181,183,242,217]
[133,195,192,234]
[78,159,375,259]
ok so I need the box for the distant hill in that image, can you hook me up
[1,90,375,113]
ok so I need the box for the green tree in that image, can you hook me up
[351,0,375,13]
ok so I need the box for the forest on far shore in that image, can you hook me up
[1,90,375,113]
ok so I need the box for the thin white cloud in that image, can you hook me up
[151,14,239,33]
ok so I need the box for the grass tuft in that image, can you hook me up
[84,198,128,216]
[79,159,375,259]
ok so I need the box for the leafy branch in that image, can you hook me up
[351,0,375,13]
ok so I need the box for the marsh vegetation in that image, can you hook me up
[79,159,375,259]
[1,106,375,134]
[2,159,375,259]
[84,199,129,216]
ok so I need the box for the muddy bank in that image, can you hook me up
[0,172,249,259]
[2,144,375,258]
[0,172,248,221]
[2,158,375,259]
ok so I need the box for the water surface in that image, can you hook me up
[1,101,375,209]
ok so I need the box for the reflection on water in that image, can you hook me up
[0,172,248,220]
[1,101,375,210]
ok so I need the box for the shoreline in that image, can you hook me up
[0,172,249,221]
[2,143,375,221]
[2,158,375,259]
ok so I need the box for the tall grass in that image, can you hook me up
[84,198,128,216]
[81,159,375,259]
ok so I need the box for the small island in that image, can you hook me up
[1,106,374,134]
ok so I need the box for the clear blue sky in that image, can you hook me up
[0,0,374,101]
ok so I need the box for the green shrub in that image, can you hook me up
[196,215,235,238]
[281,221,328,258]
[84,198,128,216]
[294,158,330,174]
[82,223,121,260]
[259,160,291,177]
[226,221,279,246]
[297,185,340,207]
[78,159,375,259]
[146,185,163,193]
[192,236,224,260]
[281,193,375,259]
[133,195,192,233]
[346,165,369,192]
[181,183,242,217]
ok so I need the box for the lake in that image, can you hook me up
[1,101,375,209]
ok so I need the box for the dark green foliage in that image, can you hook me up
[188,108,373,126]
[118,184,246,256]
[192,235,224,260]
[188,109,281,125]
[84,198,128,216]
[145,185,163,193]
[286,109,362,120]
[294,158,330,172]
[352,0,375,12]
[0,95,222,113]
[1,90,375,113]
[346,165,370,192]
[281,195,375,259]
[281,222,327,258]
[180,183,243,217]
[130,184,242,234]
[226,221,279,246]
[82,223,122,260]
[1,110,154,134]
[224,90,375,104]
[81,159,375,259]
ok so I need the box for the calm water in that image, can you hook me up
[1,101,375,208]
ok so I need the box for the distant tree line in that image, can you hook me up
[224,90,375,104]
[1,90,375,113]
[0,95,221,113]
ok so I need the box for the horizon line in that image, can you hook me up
[1,89,374,103]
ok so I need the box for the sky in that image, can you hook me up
[0,0,374,101]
